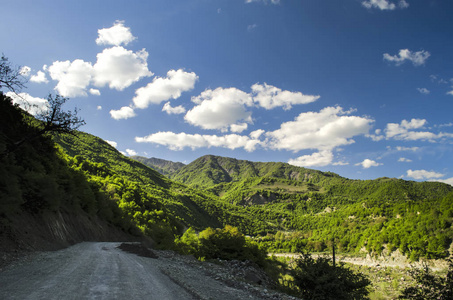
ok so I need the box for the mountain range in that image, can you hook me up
[1,92,453,262]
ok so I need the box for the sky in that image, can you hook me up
[1,0,453,184]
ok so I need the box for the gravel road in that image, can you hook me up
[0,242,195,300]
[0,242,298,300]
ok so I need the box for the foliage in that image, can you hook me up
[291,252,372,300]
[175,225,267,266]
[399,258,453,299]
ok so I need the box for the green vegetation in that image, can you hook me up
[291,252,372,300]
[174,225,267,266]
[154,155,453,260]
[399,258,453,299]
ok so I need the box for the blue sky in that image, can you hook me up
[2,0,453,184]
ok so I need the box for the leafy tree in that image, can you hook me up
[292,252,371,300]
[399,258,453,299]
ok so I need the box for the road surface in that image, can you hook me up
[0,242,195,300]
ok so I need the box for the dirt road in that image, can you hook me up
[0,242,195,300]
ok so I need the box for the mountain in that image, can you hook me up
[166,154,453,260]
[169,154,342,188]
[130,156,185,175]
[3,87,453,262]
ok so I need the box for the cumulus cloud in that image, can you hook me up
[30,70,49,84]
[109,106,136,120]
[406,169,445,180]
[385,119,452,141]
[433,177,453,186]
[20,66,31,76]
[250,129,265,139]
[185,87,253,132]
[6,92,49,116]
[266,106,374,152]
[93,47,152,91]
[288,150,334,167]
[135,131,263,152]
[230,123,249,133]
[105,140,118,148]
[251,83,319,110]
[162,102,186,115]
[362,0,409,10]
[355,159,382,169]
[48,59,94,97]
[89,88,101,96]
[125,149,137,156]
[383,49,430,66]
[132,69,198,109]
[96,20,136,46]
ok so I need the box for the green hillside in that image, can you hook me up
[168,155,453,260]
[130,155,185,176]
[3,88,453,261]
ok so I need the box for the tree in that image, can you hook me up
[292,252,371,300]
[399,258,453,299]
[0,54,26,92]
[0,55,85,156]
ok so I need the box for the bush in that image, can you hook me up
[292,252,371,300]
[399,257,453,299]
[175,225,267,266]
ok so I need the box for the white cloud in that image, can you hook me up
[288,150,334,167]
[19,66,31,76]
[93,47,152,91]
[396,146,419,151]
[250,129,265,139]
[6,92,49,116]
[355,159,382,169]
[406,169,445,180]
[185,87,253,132]
[105,140,117,148]
[162,102,186,115]
[97,105,102,110]
[135,131,263,152]
[251,83,319,110]
[230,123,248,133]
[30,70,49,84]
[447,90,453,96]
[245,0,280,4]
[417,88,430,94]
[109,106,136,120]
[89,88,101,96]
[126,149,137,156]
[96,20,136,46]
[266,106,374,152]
[433,177,453,186]
[385,119,452,141]
[398,157,412,162]
[383,49,430,66]
[132,69,198,109]
[362,0,409,10]
[247,24,258,32]
[48,59,94,97]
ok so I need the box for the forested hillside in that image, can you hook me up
[130,156,185,176]
[145,154,453,260]
[3,88,453,262]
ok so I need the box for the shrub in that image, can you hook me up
[292,252,371,300]
[399,257,453,299]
